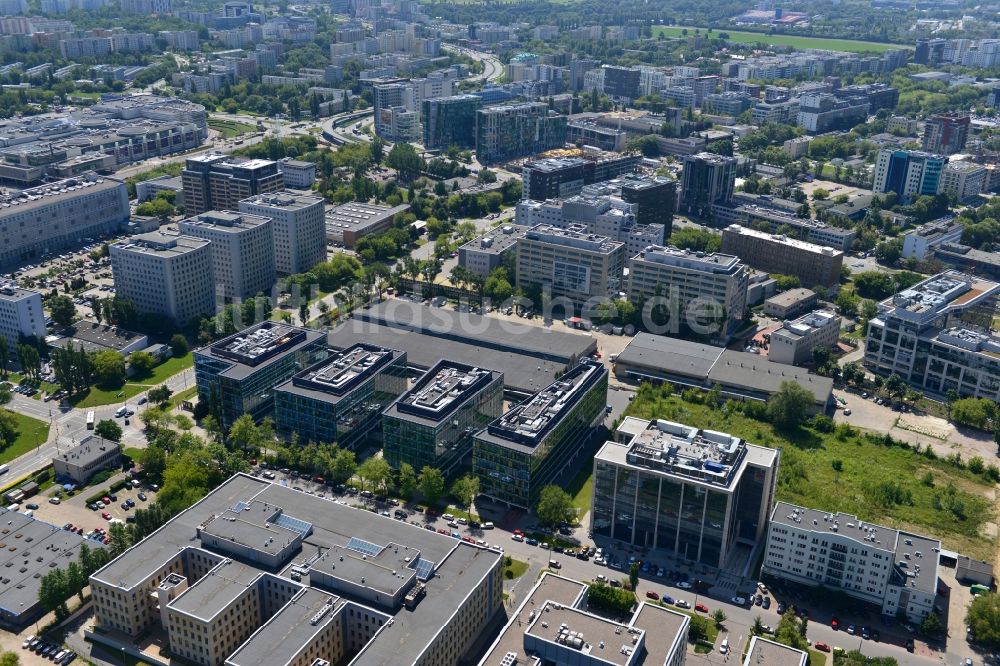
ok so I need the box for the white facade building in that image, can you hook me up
[0,286,45,355]
[238,193,326,275]
[767,309,840,365]
[179,210,276,301]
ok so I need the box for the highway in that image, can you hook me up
[442,44,504,83]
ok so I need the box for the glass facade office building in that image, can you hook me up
[473,361,608,509]
[382,360,504,476]
[591,418,779,569]
[194,323,328,429]
[274,344,408,449]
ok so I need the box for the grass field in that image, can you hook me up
[503,558,529,579]
[567,465,593,521]
[128,353,193,387]
[208,118,258,138]
[71,384,147,409]
[652,26,907,53]
[626,384,998,561]
[0,411,50,465]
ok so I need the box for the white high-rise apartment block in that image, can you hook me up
[763,502,940,624]
[0,286,45,353]
[110,232,215,326]
[239,193,326,275]
[179,211,276,301]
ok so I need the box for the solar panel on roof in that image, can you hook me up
[347,536,383,557]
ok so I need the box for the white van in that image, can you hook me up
[0,464,9,475]
[115,406,127,418]
[483,522,494,530]
[719,638,729,654]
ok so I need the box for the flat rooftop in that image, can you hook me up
[773,310,839,340]
[352,299,597,365]
[388,359,499,424]
[724,224,841,256]
[765,288,817,308]
[629,603,689,666]
[179,210,271,233]
[631,245,743,274]
[226,588,346,666]
[743,636,808,666]
[459,224,525,256]
[61,319,145,352]
[0,509,104,621]
[54,435,119,469]
[324,202,409,232]
[169,559,261,620]
[881,270,1000,322]
[623,419,748,489]
[524,602,642,666]
[112,231,209,259]
[0,285,39,302]
[771,502,940,594]
[476,361,605,453]
[275,344,403,404]
[91,474,504,666]
[522,223,623,255]
[240,192,324,211]
[201,323,323,377]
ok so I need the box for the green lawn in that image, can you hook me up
[503,558,529,579]
[627,384,998,560]
[70,384,147,409]
[0,411,50,465]
[652,26,907,53]
[670,606,720,643]
[208,118,258,138]
[567,465,593,521]
[168,386,198,409]
[128,353,193,387]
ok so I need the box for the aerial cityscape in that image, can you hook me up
[0,0,995,664]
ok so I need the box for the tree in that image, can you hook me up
[148,385,172,405]
[93,350,126,388]
[135,198,174,218]
[967,593,1000,649]
[48,294,77,328]
[752,615,766,636]
[330,448,356,484]
[712,608,727,628]
[0,410,18,447]
[767,381,814,430]
[536,485,574,527]
[169,334,189,357]
[39,568,70,621]
[629,562,640,591]
[357,457,392,495]
[398,462,417,499]
[140,445,167,483]
[920,610,944,637]
[418,466,446,505]
[0,336,8,378]
[107,521,132,558]
[95,419,123,442]
[129,351,157,378]
[385,143,425,181]
[228,414,266,454]
[450,474,480,517]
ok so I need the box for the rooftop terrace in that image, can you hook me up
[209,323,307,368]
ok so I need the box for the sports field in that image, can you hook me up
[653,25,909,53]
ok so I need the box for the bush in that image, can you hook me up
[587,582,636,617]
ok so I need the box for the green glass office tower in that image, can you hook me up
[473,360,608,510]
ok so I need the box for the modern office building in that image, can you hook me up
[763,501,940,623]
[720,225,843,289]
[939,161,988,202]
[627,245,749,339]
[110,231,215,326]
[479,571,689,666]
[922,113,970,155]
[521,153,642,202]
[273,343,408,449]
[516,224,626,310]
[0,174,129,268]
[182,154,284,215]
[89,473,504,666]
[0,509,105,630]
[473,360,608,509]
[796,93,868,133]
[239,193,326,275]
[457,224,524,278]
[475,103,568,164]
[592,418,780,569]
[382,360,504,476]
[901,217,964,261]
[421,94,481,150]
[600,65,641,101]
[179,210,276,301]
[767,310,841,366]
[618,174,676,235]
[0,286,45,356]
[194,322,328,429]
[52,435,122,484]
[276,157,316,189]
[679,152,736,216]
[864,270,1000,401]
[324,202,409,248]
[873,149,948,202]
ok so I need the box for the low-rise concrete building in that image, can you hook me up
[763,288,818,319]
[53,435,122,484]
[768,310,841,365]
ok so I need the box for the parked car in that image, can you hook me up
[695,603,709,613]
[674,599,690,609]
[645,591,660,600]
[815,642,831,652]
